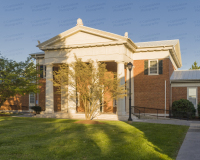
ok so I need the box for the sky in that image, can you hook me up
[0,0,200,70]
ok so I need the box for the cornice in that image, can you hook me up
[39,41,128,51]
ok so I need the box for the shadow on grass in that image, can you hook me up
[0,117,188,160]
[130,122,189,159]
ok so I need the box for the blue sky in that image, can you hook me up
[0,0,199,70]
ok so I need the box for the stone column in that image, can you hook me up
[117,61,126,116]
[68,65,76,114]
[45,64,54,113]
[93,61,100,113]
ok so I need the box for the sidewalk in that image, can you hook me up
[176,123,200,160]
[132,118,200,126]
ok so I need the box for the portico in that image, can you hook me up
[33,18,136,119]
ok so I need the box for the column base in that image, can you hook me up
[44,110,54,114]
[68,108,76,114]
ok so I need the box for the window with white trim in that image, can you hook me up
[40,65,46,78]
[187,87,197,108]
[144,60,163,75]
[149,60,158,75]
[29,93,35,104]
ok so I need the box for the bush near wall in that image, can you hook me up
[31,106,41,114]
[172,99,196,118]
[198,102,200,118]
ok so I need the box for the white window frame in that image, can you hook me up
[29,93,35,107]
[148,59,158,75]
[187,87,198,109]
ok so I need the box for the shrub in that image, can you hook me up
[198,102,200,118]
[31,106,41,114]
[172,99,196,119]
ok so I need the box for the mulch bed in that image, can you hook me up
[74,120,105,124]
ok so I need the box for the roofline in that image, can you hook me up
[171,80,200,83]
[135,39,179,48]
[37,25,132,48]
[29,52,45,59]
[171,79,200,81]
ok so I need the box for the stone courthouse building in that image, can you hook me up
[1,18,200,120]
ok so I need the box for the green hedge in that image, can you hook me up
[198,102,200,118]
[31,106,41,114]
[172,99,196,119]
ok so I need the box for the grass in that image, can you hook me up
[0,117,188,160]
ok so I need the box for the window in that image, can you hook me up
[29,93,35,104]
[40,65,46,78]
[144,60,163,75]
[187,87,197,108]
[149,60,158,75]
[40,65,43,78]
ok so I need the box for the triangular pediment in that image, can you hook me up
[49,31,116,47]
[37,25,128,49]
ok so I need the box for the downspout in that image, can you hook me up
[170,80,172,117]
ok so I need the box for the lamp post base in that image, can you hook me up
[128,118,132,121]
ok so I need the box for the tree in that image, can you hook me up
[190,61,200,70]
[53,55,126,120]
[0,55,40,107]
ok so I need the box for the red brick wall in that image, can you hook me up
[172,87,200,106]
[134,58,175,113]
[172,87,187,102]
[0,94,29,110]
[38,79,46,111]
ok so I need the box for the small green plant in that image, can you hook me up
[31,106,41,114]
[198,102,200,118]
[172,99,196,119]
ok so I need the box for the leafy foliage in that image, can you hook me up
[190,61,200,69]
[0,55,40,107]
[53,55,126,120]
[172,99,196,118]
[198,102,200,118]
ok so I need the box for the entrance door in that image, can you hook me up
[187,87,197,109]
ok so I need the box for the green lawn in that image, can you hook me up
[0,117,188,160]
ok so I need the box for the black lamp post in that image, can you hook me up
[127,62,133,121]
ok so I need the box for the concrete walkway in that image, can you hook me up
[176,123,200,160]
[132,118,200,126]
